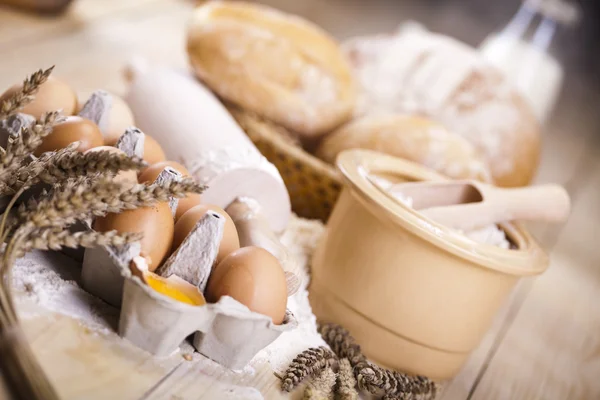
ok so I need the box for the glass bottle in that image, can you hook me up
[478,0,580,125]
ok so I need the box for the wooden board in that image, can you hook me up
[469,156,600,400]
[20,307,184,400]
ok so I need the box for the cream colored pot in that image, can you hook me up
[309,149,549,380]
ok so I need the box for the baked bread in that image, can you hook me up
[316,114,491,182]
[342,28,541,187]
[186,1,356,138]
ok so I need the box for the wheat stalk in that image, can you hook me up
[18,177,205,231]
[0,67,54,120]
[1,111,62,169]
[0,143,79,195]
[1,145,146,195]
[19,228,143,257]
[0,228,58,400]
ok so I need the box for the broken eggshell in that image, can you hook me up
[120,264,297,366]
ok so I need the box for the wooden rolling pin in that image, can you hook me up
[124,61,300,294]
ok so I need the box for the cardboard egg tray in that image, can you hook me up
[0,106,298,369]
[79,128,297,369]
[80,217,297,369]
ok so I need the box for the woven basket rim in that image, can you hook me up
[227,106,342,184]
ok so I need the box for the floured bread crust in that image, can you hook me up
[342,28,541,187]
[317,114,492,182]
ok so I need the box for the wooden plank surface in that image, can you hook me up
[439,79,600,400]
[20,308,184,400]
[470,155,600,400]
[143,356,293,400]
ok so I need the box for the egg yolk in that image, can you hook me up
[145,275,205,306]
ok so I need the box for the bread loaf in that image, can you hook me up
[343,28,541,187]
[186,1,356,138]
[316,114,491,182]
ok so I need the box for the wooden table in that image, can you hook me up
[1,1,599,399]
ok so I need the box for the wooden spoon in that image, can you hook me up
[388,180,571,231]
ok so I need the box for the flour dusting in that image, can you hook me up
[13,250,119,332]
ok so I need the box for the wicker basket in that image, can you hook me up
[228,107,343,222]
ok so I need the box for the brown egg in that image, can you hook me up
[84,146,138,184]
[94,202,174,272]
[175,193,203,221]
[35,116,104,156]
[142,135,167,165]
[0,76,77,119]
[206,247,287,324]
[77,92,135,145]
[138,161,200,217]
[172,204,239,265]
[138,161,190,183]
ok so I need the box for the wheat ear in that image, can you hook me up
[19,177,205,230]
[1,111,62,170]
[0,66,54,120]
[2,145,146,194]
[18,228,143,258]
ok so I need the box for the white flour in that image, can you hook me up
[13,250,120,332]
[12,215,328,374]
[372,176,511,249]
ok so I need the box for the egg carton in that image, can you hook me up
[0,92,136,252]
[81,165,297,369]
[64,123,149,263]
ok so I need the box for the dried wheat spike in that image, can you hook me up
[19,177,205,230]
[318,323,366,367]
[1,111,61,169]
[1,143,78,192]
[354,361,439,400]
[50,148,147,176]
[21,228,143,255]
[303,367,336,400]
[11,146,146,190]
[0,66,54,120]
[281,347,338,392]
[335,358,358,400]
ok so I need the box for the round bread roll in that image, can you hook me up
[186,1,356,138]
[317,114,491,182]
[342,28,541,187]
